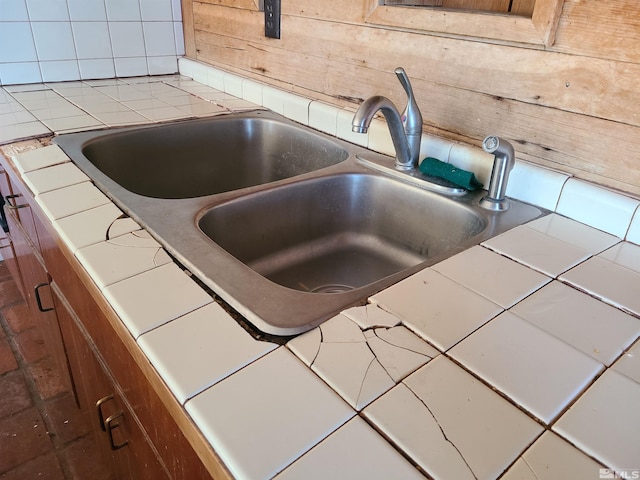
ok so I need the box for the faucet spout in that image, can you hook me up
[352,95,414,170]
[480,135,515,211]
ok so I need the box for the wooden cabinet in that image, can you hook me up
[0,149,227,480]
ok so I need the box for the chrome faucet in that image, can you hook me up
[352,67,423,170]
[480,135,515,211]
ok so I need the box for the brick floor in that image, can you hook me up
[0,264,105,479]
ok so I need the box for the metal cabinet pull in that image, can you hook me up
[5,194,27,210]
[34,283,54,312]
[105,412,129,451]
[96,394,115,432]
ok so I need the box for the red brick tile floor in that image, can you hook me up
[0,262,105,479]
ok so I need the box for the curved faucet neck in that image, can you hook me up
[352,95,414,170]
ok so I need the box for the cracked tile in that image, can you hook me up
[371,268,503,351]
[288,314,437,410]
[53,203,140,252]
[501,432,604,480]
[22,162,89,194]
[11,144,69,173]
[342,304,401,329]
[364,356,542,480]
[36,181,111,221]
[75,230,172,288]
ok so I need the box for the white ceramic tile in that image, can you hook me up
[432,245,551,308]
[30,103,85,121]
[138,105,186,121]
[448,143,494,188]
[560,256,640,316]
[222,72,243,98]
[147,56,178,75]
[35,181,111,221]
[138,302,277,404]
[627,209,640,245]
[275,416,424,480]
[512,281,640,366]
[241,78,263,106]
[371,268,502,351]
[92,109,149,126]
[139,0,173,21]
[143,22,176,56]
[170,0,182,21]
[308,101,338,136]
[337,108,368,147]
[262,85,285,115]
[599,241,640,274]
[501,432,605,480]
[78,59,116,80]
[53,203,139,252]
[554,370,640,473]
[109,22,146,58]
[0,110,36,127]
[185,347,354,480]
[177,102,227,117]
[39,60,80,83]
[22,162,89,194]
[0,23,38,63]
[364,356,543,480]
[507,160,570,211]
[0,121,50,144]
[25,0,69,21]
[103,262,213,338]
[419,134,454,164]
[613,338,640,384]
[289,314,436,410]
[31,22,76,61]
[67,0,107,21]
[217,99,259,112]
[556,178,640,238]
[526,213,620,254]
[113,57,148,77]
[76,230,172,288]
[42,115,103,133]
[72,22,113,59]
[282,92,310,125]
[483,225,592,277]
[341,304,401,329]
[173,21,185,56]
[105,0,141,21]
[450,311,603,423]
[0,0,29,21]
[12,144,69,173]
[0,62,42,85]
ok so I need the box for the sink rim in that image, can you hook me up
[54,111,546,337]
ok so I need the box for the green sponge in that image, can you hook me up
[419,157,483,191]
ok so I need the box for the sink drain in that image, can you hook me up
[309,283,354,294]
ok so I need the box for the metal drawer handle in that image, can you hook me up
[5,194,27,210]
[105,412,129,451]
[34,283,54,312]
[96,394,115,431]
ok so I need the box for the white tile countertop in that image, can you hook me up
[2,64,640,479]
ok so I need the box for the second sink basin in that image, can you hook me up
[58,111,348,199]
[198,173,485,293]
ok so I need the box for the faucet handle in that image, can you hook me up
[394,67,422,135]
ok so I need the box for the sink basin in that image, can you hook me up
[198,173,485,293]
[54,111,546,336]
[57,111,349,199]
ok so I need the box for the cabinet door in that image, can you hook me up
[5,210,72,392]
[53,288,170,480]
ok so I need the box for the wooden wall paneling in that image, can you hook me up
[193,4,640,129]
[552,0,640,63]
[283,0,372,24]
[182,0,196,57]
[441,0,511,12]
[510,0,535,16]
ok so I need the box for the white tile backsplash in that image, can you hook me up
[0,0,181,86]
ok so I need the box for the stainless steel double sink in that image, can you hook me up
[54,110,544,336]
